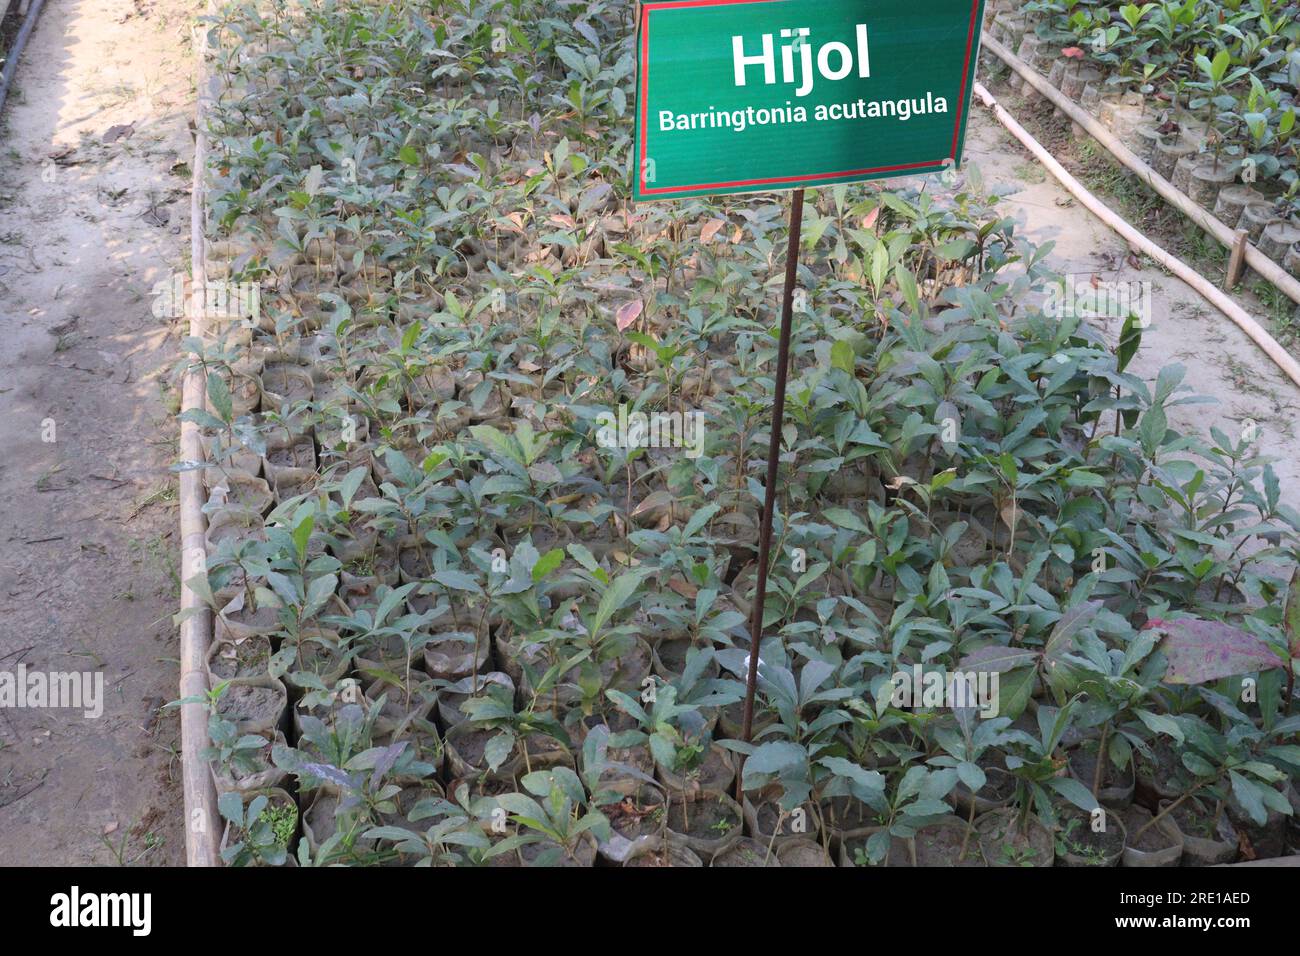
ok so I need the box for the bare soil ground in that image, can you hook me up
[0,0,197,865]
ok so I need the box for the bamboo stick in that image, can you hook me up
[180,7,221,868]
[0,0,48,116]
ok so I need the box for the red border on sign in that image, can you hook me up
[637,0,982,196]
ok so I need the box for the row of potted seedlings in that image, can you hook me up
[983,0,1300,278]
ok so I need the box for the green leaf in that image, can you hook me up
[207,373,233,424]
[818,756,885,793]
[566,542,600,574]
[400,322,420,354]
[1117,315,1142,373]
[745,741,806,775]
[292,514,314,562]
[397,145,420,166]
[822,507,871,534]
[305,573,337,615]
[683,503,721,540]
[532,548,564,582]
[1136,709,1185,744]
[959,645,1041,674]
[375,582,416,626]
[218,790,244,827]
[1044,600,1102,665]
[470,424,522,464]
[1181,751,1215,777]
[338,466,367,508]
[649,731,678,770]
[830,339,856,375]
[895,266,921,315]
[180,407,227,430]
[433,569,481,592]
[937,238,976,261]
[956,761,986,792]
[495,791,545,821]
[591,570,649,636]
[1267,744,1300,768]
[902,798,953,818]
[1210,49,1230,84]
[484,732,516,773]
[996,666,1035,720]
[1047,776,1100,812]
[605,689,649,726]
[1229,771,1269,826]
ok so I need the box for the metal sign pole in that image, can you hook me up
[736,187,805,801]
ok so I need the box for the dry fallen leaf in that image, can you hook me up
[616,299,643,331]
[700,218,725,242]
[667,576,699,600]
[103,123,136,144]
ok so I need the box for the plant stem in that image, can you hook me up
[958,794,976,861]
[1092,723,1110,798]
[1132,781,1207,844]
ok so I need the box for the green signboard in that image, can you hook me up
[632,0,986,201]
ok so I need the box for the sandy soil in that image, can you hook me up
[0,0,197,865]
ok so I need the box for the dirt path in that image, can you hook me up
[0,0,196,865]
[963,96,1300,506]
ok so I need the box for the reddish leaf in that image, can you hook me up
[615,299,643,332]
[1149,618,1286,684]
[1062,47,1085,59]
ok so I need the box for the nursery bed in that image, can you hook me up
[178,0,1300,867]
[982,1,1300,319]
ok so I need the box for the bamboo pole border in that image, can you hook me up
[179,3,222,868]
